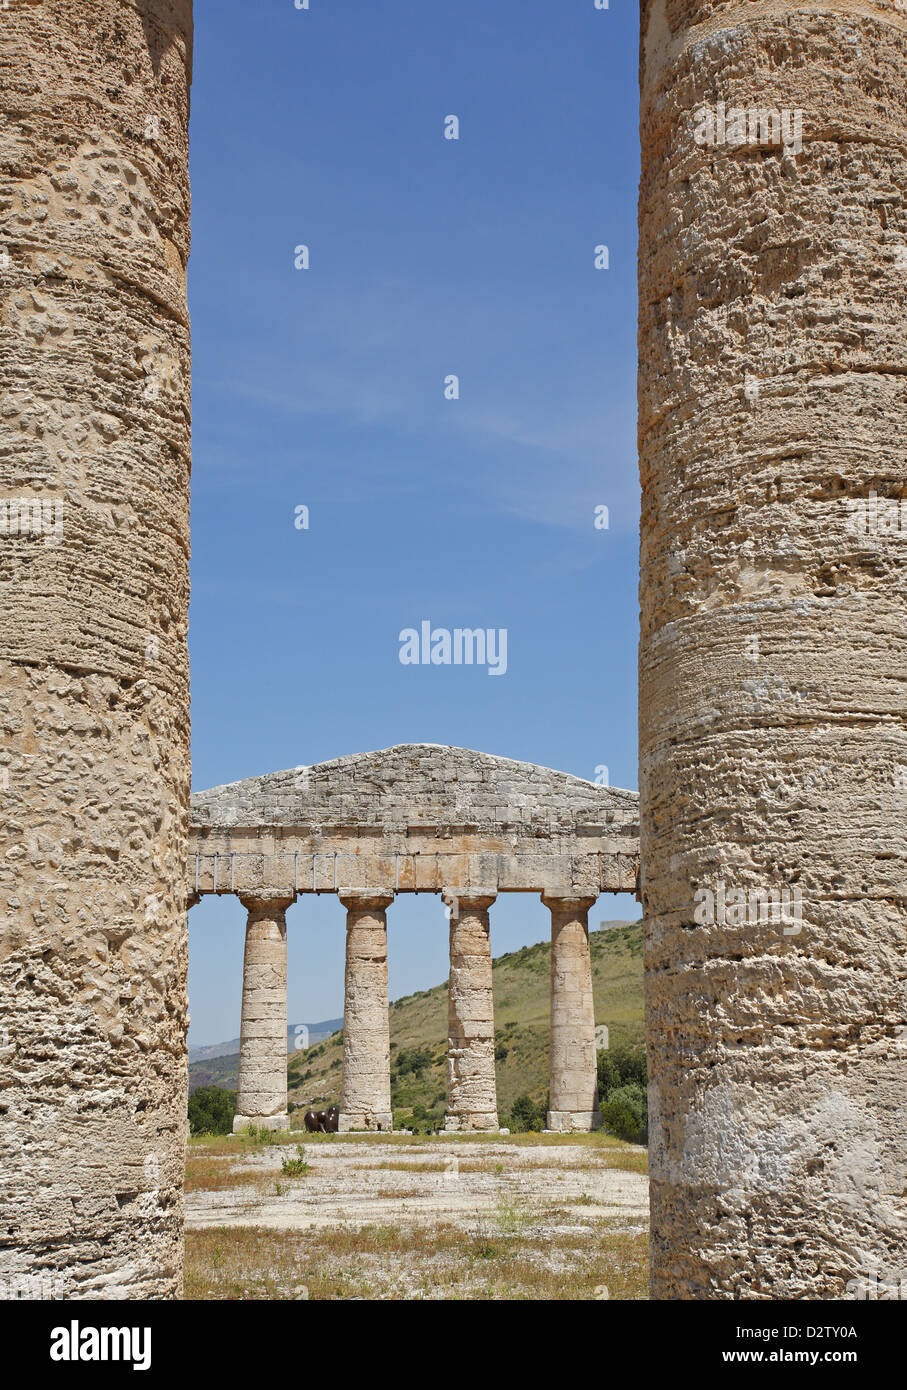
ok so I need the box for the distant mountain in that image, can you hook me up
[188,1018,343,1092]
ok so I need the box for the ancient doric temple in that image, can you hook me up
[188,744,639,1134]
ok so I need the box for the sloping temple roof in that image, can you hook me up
[190,743,638,832]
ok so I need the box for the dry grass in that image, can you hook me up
[184,1220,648,1301]
[184,1129,648,1298]
[189,1129,646,1153]
[345,1150,647,1176]
[185,1155,269,1194]
[597,1149,649,1175]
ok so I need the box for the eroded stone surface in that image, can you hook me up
[639,0,907,1298]
[445,896,499,1132]
[233,896,292,1132]
[339,895,393,1132]
[0,2,192,1298]
[545,896,601,1132]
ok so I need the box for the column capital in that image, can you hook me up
[238,891,296,913]
[443,890,496,913]
[339,892,394,912]
[541,892,597,914]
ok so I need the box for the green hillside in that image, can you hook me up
[287,920,643,1124]
[188,1051,244,1092]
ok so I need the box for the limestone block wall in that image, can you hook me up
[0,2,192,1298]
[639,0,906,1297]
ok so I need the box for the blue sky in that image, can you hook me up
[187,0,641,1045]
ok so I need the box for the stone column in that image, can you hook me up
[639,2,906,1297]
[543,895,600,1132]
[444,895,499,1131]
[0,2,192,1300]
[338,894,393,1132]
[233,895,294,1133]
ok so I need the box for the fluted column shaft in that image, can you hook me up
[544,895,600,1132]
[444,894,499,1132]
[339,894,393,1132]
[233,894,294,1132]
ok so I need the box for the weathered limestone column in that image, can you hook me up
[233,895,294,1133]
[444,895,499,1131]
[338,894,393,1132]
[640,1,906,1297]
[543,895,600,1132]
[0,2,192,1299]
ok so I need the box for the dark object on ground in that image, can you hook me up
[304,1105,339,1133]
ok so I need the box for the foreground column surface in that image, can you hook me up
[639,0,906,1297]
[0,2,193,1298]
[339,894,393,1132]
[445,895,499,1131]
[233,896,294,1132]
[544,895,600,1132]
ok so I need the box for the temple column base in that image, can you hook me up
[444,1111,499,1132]
[338,1110,393,1133]
[546,1109,601,1133]
[232,1112,290,1134]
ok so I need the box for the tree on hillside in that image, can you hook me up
[596,1044,648,1144]
[188,1085,236,1136]
[600,1083,648,1144]
[597,1043,647,1098]
[508,1093,546,1132]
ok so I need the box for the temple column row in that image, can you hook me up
[229,890,602,1134]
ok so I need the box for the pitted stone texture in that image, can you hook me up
[640,0,907,1298]
[233,897,293,1132]
[544,896,600,1132]
[339,896,393,1132]
[445,896,499,1132]
[0,2,192,1299]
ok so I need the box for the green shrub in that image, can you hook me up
[280,1145,309,1177]
[395,1046,433,1076]
[188,1085,236,1136]
[612,1044,647,1089]
[600,1082,648,1144]
[597,1044,647,1097]
[244,1124,280,1144]
[597,1052,621,1097]
[507,1093,546,1133]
